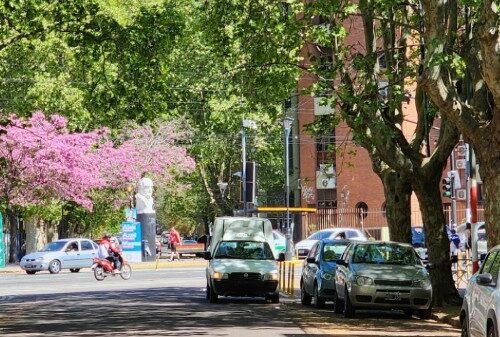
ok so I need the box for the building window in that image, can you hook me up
[355,202,368,219]
[317,189,337,209]
[316,135,335,168]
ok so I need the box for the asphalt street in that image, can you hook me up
[0,266,460,336]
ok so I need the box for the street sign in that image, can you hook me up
[0,213,5,268]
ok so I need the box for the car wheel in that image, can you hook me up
[26,270,36,275]
[271,292,280,304]
[69,268,80,273]
[403,309,414,318]
[461,316,469,337]
[419,306,432,320]
[300,280,312,306]
[208,283,218,303]
[48,260,61,274]
[487,323,498,337]
[343,287,355,318]
[333,290,343,314]
[313,283,326,308]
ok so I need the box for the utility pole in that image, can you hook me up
[283,117,293,260]
[450,151,457,226]
[241,124,247,216]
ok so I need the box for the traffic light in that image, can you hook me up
[442,173,455,197]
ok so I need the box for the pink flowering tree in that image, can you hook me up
[0,113,196,262]
[0,112,104,261]
[97,120,196,192]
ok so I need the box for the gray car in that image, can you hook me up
[20,238,99,274]
[334,241,433,319]
[301,239,350,309]
[460,244,499,337]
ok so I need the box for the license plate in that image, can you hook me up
[26,265,35,268]
[385,292,401,301]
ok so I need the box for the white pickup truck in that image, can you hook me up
[204,216,284,303]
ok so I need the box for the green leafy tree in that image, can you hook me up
[419,0,500,247]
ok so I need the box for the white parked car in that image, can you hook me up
[20,238,99,274]
[460,244,499,337]
[295,228,368,259]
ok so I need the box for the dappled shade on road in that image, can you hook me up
[0,286,302,336]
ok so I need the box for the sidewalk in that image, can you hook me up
[281,287,462,330]
[0,258,208,274]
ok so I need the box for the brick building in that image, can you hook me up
[282,19,483,242]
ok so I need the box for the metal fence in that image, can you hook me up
[299,207,485,241]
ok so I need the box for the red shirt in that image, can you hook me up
[169,230,181,245]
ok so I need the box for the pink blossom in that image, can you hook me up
[0,113,196,210]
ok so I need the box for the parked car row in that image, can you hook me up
[300,239,433,319]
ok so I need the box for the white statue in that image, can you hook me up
[135,177,155,214]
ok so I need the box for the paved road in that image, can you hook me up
[0,266,460,336]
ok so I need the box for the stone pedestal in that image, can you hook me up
[136,213,156,262]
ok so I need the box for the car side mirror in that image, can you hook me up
[336,259,347,266]
[306,257,316,264]
[203,251,212,260]
[277,253,285,262]
[477,273,493,285]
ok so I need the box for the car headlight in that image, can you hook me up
[354,275,374,286]
[36,257,45,261]
[321,271,334,281]
[263,272,279,281]
[212,271,228,280]
[412,278,432,289]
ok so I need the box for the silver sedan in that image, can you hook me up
[20,238,99,274]
[334,241,432,319]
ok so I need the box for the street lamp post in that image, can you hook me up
[283,117,293,260]
[241,119,256,216]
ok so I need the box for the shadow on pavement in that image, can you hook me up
[282,302,460,336]
[0,287,299,336]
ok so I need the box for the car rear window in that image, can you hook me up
[353,243,419,265]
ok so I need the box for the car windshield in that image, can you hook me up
[323,243,349,261]
[352,243,419,265]
[307,231,333,240]
[214,241,274,260]
[41,241,67,252]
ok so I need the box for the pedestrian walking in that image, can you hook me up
[169,226,181,261]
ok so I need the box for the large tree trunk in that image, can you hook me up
[413,176,461,306]
[380,169,412,243]
[24,216,47,254]
[47,220,58,243]
[6,208,18,263]
[476,145,500,247]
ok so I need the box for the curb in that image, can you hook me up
[0,259,208,274]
